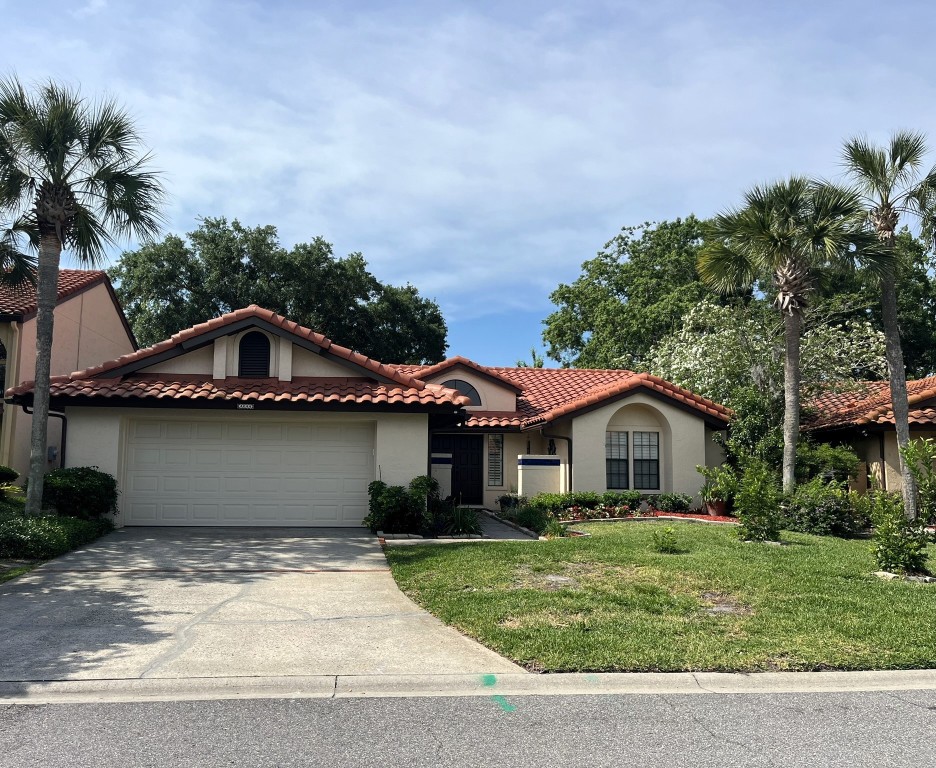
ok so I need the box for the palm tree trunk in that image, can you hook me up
[23,235,61,517]
[782,310,802,495]
[880,272,918,519]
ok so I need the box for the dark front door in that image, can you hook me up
[451,435,484,505]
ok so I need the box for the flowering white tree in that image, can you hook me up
[646,300,887,410]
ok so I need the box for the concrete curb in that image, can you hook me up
[3,669,936,705]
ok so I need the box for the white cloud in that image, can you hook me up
[5,0,936,354]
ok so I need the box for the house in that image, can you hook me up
[808,378,936,491]
[6,305,730,526]
[0,270,136,480]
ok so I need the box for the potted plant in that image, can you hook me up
[697,465,737,516]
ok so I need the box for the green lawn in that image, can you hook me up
[385,521,936,672]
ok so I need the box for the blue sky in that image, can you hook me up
[5,0,936,365]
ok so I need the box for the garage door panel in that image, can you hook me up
[163,476,191,492]
[123,419,376,526]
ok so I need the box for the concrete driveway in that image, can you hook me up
[0,528,520,682]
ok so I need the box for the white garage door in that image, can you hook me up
[122,419,374,526]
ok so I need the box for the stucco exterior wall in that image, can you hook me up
[64,407,428,525]
[5,283,135,480]
[291,347,362,377]
[374,413,429,487]
[141,346,214,375]
[570,393,708,498]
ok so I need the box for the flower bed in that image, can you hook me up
[556,504,736,525]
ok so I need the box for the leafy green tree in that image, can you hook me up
[698,179,871,493]
[543,217,714,368]
[110,217,447,363]
[843,132,936,518]
[817,231,936,378]
[516,348,545,368]
[0,77,163,516]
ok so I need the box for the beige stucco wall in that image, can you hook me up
[64,407,428,525]
[570,393,708,498]
[291,346,364,377]
[141,346,214,375]
[422,368,517,412]
[4,283,135,480]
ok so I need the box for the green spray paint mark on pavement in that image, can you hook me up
[481,674,498,687]
[491,695,517,712]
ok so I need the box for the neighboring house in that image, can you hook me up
[808,378,936,492]
[6,305,730,527]
[0,270,137,480]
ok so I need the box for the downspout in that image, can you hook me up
[541,431,573,492]
[23,405,66,469]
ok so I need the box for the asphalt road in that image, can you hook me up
[3,690,936,767]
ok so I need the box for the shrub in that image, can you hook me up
[40,467,118,520]
[795,441,860,485]
[513,505,551,534]
[784,478,871,538]
[601,490,642,508]
[0,466,18,485]
[565,491,603,509]
[527,492,566,514]
[542,518,567,539]
[735,458,781,542]
[443,506,483,536]
[651,525,682,554]
[0,515,114,559]
[364,480,425,534]
[652,493,693,512]
[901,438,936,524]
[870,491,931,574]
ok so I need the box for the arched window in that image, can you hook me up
[238,331,271,377]
[441,379,482,406]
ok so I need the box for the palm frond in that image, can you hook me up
[843,136,891,201]
[0,75,164,261]
[888,130,927,190]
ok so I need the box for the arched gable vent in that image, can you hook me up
[238,331,271,377]
[441,378,482,406]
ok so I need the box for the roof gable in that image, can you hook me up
[80,305,424,388]
[416,356,524,394]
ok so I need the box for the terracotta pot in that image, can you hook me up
[704,500,727,517]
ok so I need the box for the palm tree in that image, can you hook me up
[698,178,871,493]
[843,132,936,519]
[0,77,163,515]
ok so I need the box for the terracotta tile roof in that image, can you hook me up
[9,374,464,407]
[6,306,468,410]
[463,411,524,428]
[807,377,936,430]
[397,364,732,429]
[0,270,108,317]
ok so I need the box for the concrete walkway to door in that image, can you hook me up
[0,528,521,683]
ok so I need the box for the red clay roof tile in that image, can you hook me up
[9,374,467,408]
[807,377,936,430]
[396,364,732,429]
[0,270,108,316]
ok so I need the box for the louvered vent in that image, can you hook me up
[238,332,271,377]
